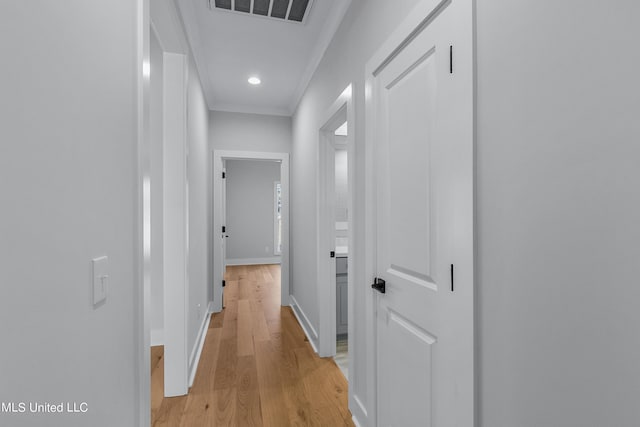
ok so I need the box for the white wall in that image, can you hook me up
[291,0,425,422]
[209,110,292,153]
[476,1,640,426]
[150,29,165,346]
[295,0,640,425]
[185,51,210,361]
[208,110,291,299]
[0,2,140,426]
[335,148,348,223]
[225,160,281,262]
[151,0,211,370]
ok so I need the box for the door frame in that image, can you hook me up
[364,0,476,424]
[135,0,150,426]
[212,150,291,311]
[317,85,355,366]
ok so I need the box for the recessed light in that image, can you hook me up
[248,76,261,85]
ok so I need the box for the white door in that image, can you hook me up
[369,1,474,425]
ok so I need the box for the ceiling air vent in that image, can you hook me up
[210,0,314,23]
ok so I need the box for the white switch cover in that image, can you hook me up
[93,256,108,306]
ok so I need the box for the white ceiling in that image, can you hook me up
[177,0,351,116]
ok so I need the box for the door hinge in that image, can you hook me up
[222,280,226,288]
[330,251,335,258]
[450,264,454,292]
[222,171,226,179]
[222,225,226,233]
[449,45,453,74]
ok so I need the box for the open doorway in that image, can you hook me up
[334,121,349,379]
[212,151,290,313]
[317,85,354,385]
[223,158,282,275]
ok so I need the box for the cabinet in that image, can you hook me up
[336,257,348,335]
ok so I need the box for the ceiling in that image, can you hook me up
[177,0,351,116]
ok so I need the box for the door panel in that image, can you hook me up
[386,49,438,290]
[378,308,436,427]
[371,1,474,425]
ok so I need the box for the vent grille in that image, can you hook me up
[211,0,313,23]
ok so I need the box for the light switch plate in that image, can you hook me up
[92,256,108,306]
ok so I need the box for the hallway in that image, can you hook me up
[152,265,353,426]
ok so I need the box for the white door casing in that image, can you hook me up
[221,162,227,288]
[366,0,474,425]
[212,150,291,313]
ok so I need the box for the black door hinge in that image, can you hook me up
[449,45,453,74]
[222,280,226,288]
[222,171,226,179]
[330,251,335,258]
[222,225,226,233]
[450,264,454,292]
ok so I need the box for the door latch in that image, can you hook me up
[371,277,386,294]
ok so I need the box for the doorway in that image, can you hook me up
[317,85,355,385]
[212,151,290,313]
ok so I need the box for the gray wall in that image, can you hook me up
[0,2,140,426]
[476,1,640,426]
[186,51,210,358]
[209,110,292,153]
[291,0,428,422]
[225,160,281,261]
[293,0,640,425]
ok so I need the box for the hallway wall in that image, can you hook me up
[290,0,426,423]
[0,2,141,426]
[186,51,210,361]
[208,110,291,306]
[476,1,640,425]
[209,110,292,153]
[294,0,640,426]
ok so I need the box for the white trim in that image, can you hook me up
[162,51,189,398]
[274,181,282,256]
[207,301,216,313]
[211,102,292,117]
[188,312,211,387]
[150,329,164,346]
[135,0,151,426]
[288,0,352,114]
[290,296,319,353]
[226,257,282,266]
[213,150,290,311]
[317,84,354,361]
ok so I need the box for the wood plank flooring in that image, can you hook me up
[151,264,353,426]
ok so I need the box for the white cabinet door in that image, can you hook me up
[369,1,474,425]
[336,273,348,335]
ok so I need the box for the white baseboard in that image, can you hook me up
[208,300,217,314]
[225,256,281,266]
[188,312,211,388]
[150,328,164,346]
[290,295,319,353]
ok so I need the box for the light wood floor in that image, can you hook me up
[151,264,354,426]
